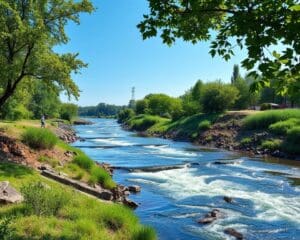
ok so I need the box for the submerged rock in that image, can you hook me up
[123,198,139,209]
[223,196,234,203]
[224,228,243,240]
[0,181,23,204]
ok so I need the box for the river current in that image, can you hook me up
[73,118,300,240]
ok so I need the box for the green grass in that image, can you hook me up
[268,118,300,135]
[261,139,282,151]
[243,109,300,130]
[240,137,252,146]
[73,154,94,171]
[127,114,169,131]
[282,126,300,155]
[21,127,58,149]
[166,113,220,137]
[0,162,156,240]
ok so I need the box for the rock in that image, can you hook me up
[128,185,141,193]
[64,150,73,157]
[198,216,216,224]
[73,119,93,125]
[0,181,23,204]
[224,228,243,240]
[198,209,223,224]
[123,198,138,209]
[99,191,114,201]
[224,196,233,203]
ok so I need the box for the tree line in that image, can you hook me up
[78,103,125,118]
[119,65,300,122]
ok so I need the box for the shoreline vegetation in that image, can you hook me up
[0,119,156,240]
[117,109,300,161]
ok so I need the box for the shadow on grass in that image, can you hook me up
[0,161,33,178]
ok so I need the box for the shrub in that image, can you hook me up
[90,165,116,189]
[21,182,70,216]
[240,137,252,146]
[260,103,271,111]
[22,127,58,149]
[133,226,157,240]
[60,103,78,121]
[269,118,300,135]
[200,81,239,113]
[261,139,282,151]
[73,154,94,171]
[243,109,300,130]
[198,120,211,130]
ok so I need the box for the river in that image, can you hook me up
[73,118,300,240]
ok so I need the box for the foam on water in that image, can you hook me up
[130,167,300,225]
[144,145,197,157]
[93,138,132,146]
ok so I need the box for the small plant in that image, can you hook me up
[22,127,58,149]
[198,120,211,130]
[73,154,94,171]
[240,137,252,146]
[21,182,70,216]
[260,103,271,111]
[133,226,157,240]
[282,127,300,155]
[0,217,15,240]
[261,139,282,151]
[38,156,59,168]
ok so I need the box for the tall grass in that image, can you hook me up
[269,118,300,135]
[243,109,300,130]
[73,154,94,171]
[22,127,58,149]
[127,114,167,131]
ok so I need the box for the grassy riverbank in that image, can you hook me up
[0,120,156,240]
[121,109,300,159]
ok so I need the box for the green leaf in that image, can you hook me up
[290,5,300,11]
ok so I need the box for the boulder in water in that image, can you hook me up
[223,196,234,203]
[0,181,23,204]
[123,198,138,209]
[198,209,222,224]
[224,228,243,240]
[128,185,141,193]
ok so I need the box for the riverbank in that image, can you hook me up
[0,119,156,239]
[120,109,300,161]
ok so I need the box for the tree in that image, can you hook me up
[60,103,78,121]
[0,0,94,109]
[135,99,149,115]
[231,65,240,84]
[233,77,251,110]
[117,108,135,123]
[138,1,300,96]
[201,81,238,113]
[191,80,203,102]
[29,82,61,119]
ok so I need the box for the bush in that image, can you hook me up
[198,120,211,130]
[60,103,78,121]
[89,165,116,189]
[73,154,94,171]
[133,226,157,240]
[201,81,239,113]
[260,103,271,111]
[243,109,300,130]
[261,139,282,151]
[117,108,135,123]
[269,118,300,135]
[21,182,70,216]
[240,137,252,146]
[22,128,58,149]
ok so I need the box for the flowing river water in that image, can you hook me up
[73,118,300,240]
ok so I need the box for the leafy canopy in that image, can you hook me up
[0,0,94,108]
[138,1,300,96]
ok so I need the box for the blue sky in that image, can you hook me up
[58,0,247,106]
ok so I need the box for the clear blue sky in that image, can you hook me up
[57,0,246,106]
